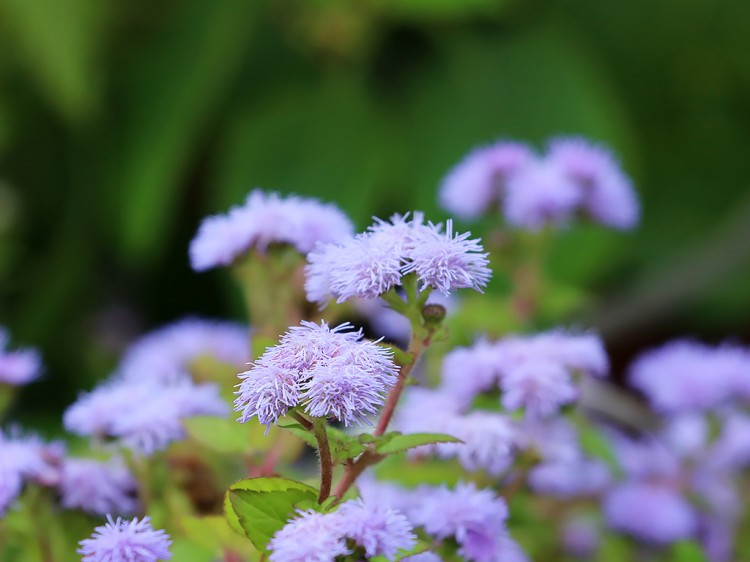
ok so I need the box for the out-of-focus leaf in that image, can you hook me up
[376,0,502,20]
[115,0,260,264]
[669,541,707,562]
[168,538,217,562]
[184,416,252,454]
[181,515,255,554]
[0,0,105,121]
[225,477,318,551]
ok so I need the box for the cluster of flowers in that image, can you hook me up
[306,214,491,304]
[440,137,639,230]
[235,321,398,428]
[78,516,172,562]
[189,189,354,271]
[64,319,248,455]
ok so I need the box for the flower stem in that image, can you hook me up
[312,417,333,503]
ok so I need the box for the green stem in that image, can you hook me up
[312,418,333,503]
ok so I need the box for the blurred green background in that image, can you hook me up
[1,0,749,422]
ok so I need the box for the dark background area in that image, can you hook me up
[1,0,749,427]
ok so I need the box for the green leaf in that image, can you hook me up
[375,432,462,455]
[669,541,707,562]
[184,416,252,454]
[224,477,318,552]
[181,515,253,554]
[280,423,366,463]
[576,421,620,474]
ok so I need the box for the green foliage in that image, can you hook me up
[184,416,252,454]
[374,431,462,455]
[225,477,319,552]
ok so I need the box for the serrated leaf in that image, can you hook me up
[184,416,251,454]
[224,477,318,552]
[375,432,462,455]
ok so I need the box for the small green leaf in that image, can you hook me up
[280,423,365,463]
[224,477,318,552]
[577,422,620,474]
[184,416,251,454]
[278,423,317,448]
[375,432,462,455]
[669,541,707,562]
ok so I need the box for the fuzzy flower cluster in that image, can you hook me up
[59,458,138,516]
[117,318,249,383]
[305,213,491,305]
[189,190,354,271]
[441,330,608,415]
[439,137,639,230]
[78,516,172,562]
[628,340,750,413]
[358,480,527,562]
[0,429,61,516]
[0,327,42,386]
[64,376,227,455]
[268,499,415,562]
[235,321,397,428]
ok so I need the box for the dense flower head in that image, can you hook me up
[78,515,172,562]
[0,327,42,386]
[59,458,138,516]
[0,429,61,516]
[529,457,610,498]
[628,340,750,413]
[189,190,353,271]
[604,482,697,544]
[438,136,638,230]
[305,214,491,306]
[268,501,414,562]
[439,330,607,417]
[235,321,397,428]
[64,376,228,455]
[562,516,600,558]
[439,141,534,220]
[118,318,249,383]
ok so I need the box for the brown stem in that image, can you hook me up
[312,418,333,503]
[332,454,377,501]
[290,411,313,430]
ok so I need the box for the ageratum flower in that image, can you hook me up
[235,321,397,428]
[604,482,697,544]
[305,214,491,306]
[335,499,416,559]
[268,509,348,562]
[189,190,353,271]
[59,458,138,516]
[528,458,610,498]
[628,340,750,413]
[0,327,42,386]
[78,516,172,562]
[64,376,228,455]
[439,141,534,220]
[499,359,578,417]
[118,318,249,383]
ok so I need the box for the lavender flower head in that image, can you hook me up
[268,500,415,562]
[439,141,534,220]
[628,340,750,413]
[64,376,228,455]
[189,190,353,271]
[235,321,397,428]
[59,458,138,516]
[305,214,491,306]
[118,318,249,383]
[78,515,172,562]
[0,429,59,516]
[0,327,42,386]
[604,482,697,544]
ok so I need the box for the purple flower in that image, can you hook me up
[268,509,349,562]
[408,483,511,562]
[0,328,42,386]
[403,554,443,562]
[562,516,600,558]
[628,340,749,413]
[547,136,639,229]
[604,482,697,544]
[439,142,534,220]
[500,359,578,416]
[402,220,491,296]
[59,458,138,516]
[78,515,172,562]
[189,190,353,271]
[118,318,249,383]
[504,159,582,230]
[305,214,491,306]
[235,321,397,428]
[529,458,610,498]
[336,499,416,559]
[64,377,228,455]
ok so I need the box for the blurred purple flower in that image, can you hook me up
[500,359,578,417]
[59,458,138,516]
[268,509,348,562]
[439,141,534,220]
[189,190,353,271]
[529,458,610,498]
[0,327,42,386]
[336,499,416,559]
[78,515,172,562]
[562,516,600,558]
